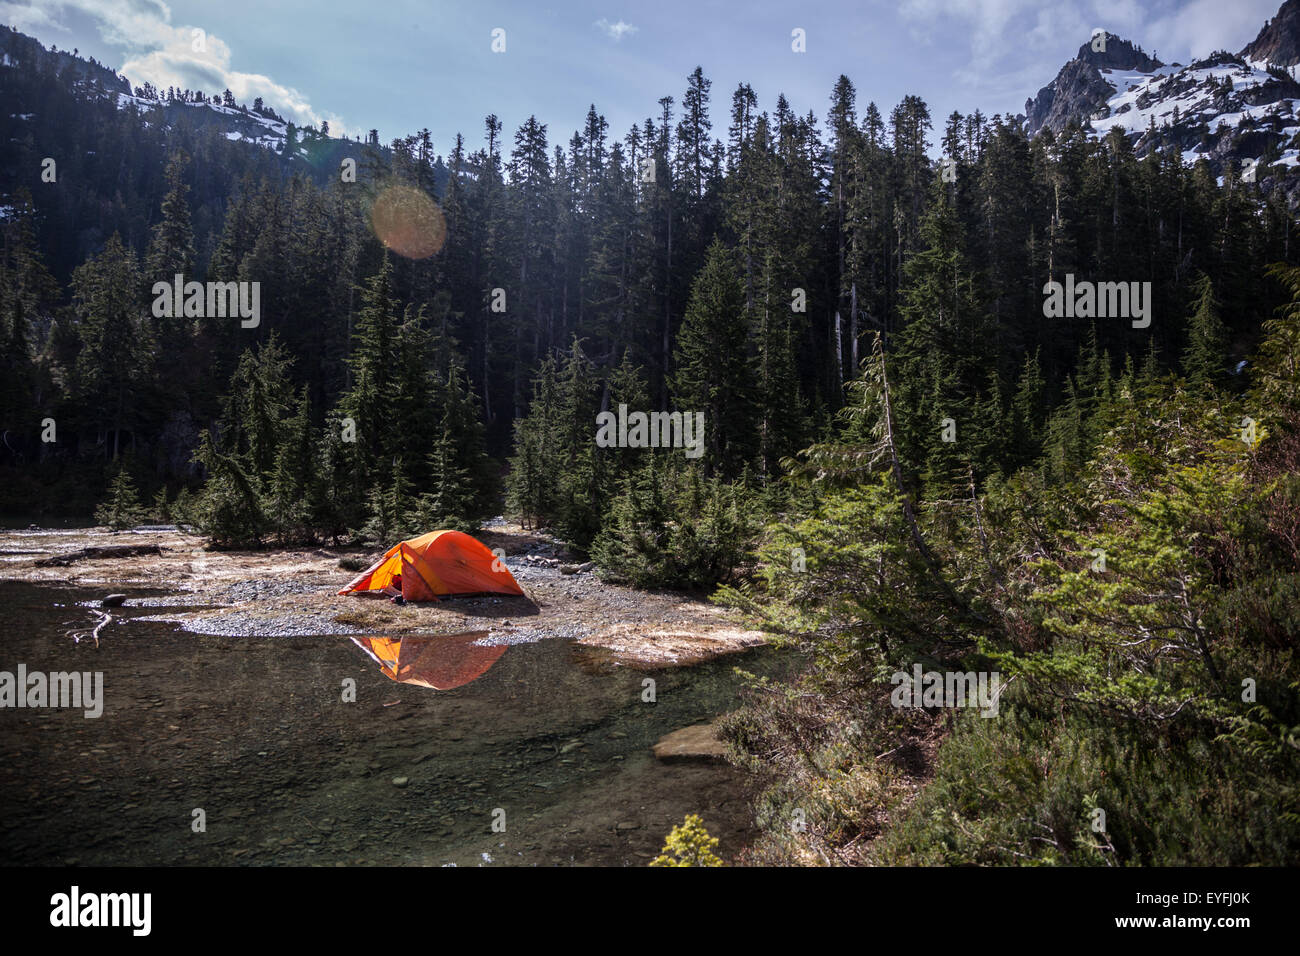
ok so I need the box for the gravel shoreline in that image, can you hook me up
[2,523,767,666]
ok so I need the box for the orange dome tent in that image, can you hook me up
[338,530,523,602]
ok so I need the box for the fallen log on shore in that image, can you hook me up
[35,544,163,567]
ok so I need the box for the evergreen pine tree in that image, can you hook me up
[1183,273,1229,387]
[266,387,318,542]
[71,234,155,461]
[670,239,754,477]
[95,465,144,531]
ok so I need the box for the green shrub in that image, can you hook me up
[649,814,725,867]
[592,461,757,590]
[94,467,143,530]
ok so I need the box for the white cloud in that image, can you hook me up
[0,0,66,35]
[896,0,1094,115]
[900,0,1089,68]
[1141,0,1279,63]
[900,0,1278,69]
[594,17,638,42]
[1,0,346,133]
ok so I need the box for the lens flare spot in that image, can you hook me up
[370,185,446,259]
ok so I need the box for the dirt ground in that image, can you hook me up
[0,520,767,667]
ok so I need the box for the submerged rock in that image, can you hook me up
[652,722,728,763]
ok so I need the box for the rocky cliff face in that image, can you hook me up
[1025,57,1116,136]
[1025,33,1162,136]
[1242,0,1300,66]
[1078,32,1163,73]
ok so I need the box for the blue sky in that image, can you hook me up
[2,0,1285,157]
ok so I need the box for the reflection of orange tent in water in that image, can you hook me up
[338,530,524,602]
[351,633,507,690]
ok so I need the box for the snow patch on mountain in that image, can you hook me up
[1090,61,1298,138]
[111,89,292,153]
[1024,3,1300,199]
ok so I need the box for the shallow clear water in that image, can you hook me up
[0,581,795,866]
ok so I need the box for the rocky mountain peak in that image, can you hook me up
[1076,32,1163,72]
[1024,33,1157,136]
[1241,0,1300,66]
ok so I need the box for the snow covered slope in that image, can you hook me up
[1024,3,1300,197]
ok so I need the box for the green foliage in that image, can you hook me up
[184,265,499,547]
[150,486,170,523]
[362,460,416,546]
[649,814,725,867]
[892,174,996,494]
[144,150,196,373]
[506,356,564,531]
[190,338,289,546]
[551,340,609,547]
[718,676,924,865]
[592,459,757,590]
[721,315,1300,866]
[1182,272,1229,386]
[874,702,1297,865]
[265,388,319,542]
[671,239,756,479]
[70,233,155,461]
[94,465,143,530]
[171,486,198,529]
[1258,265,1300,419]
[192,429,267,547]
[5,43,1293,539]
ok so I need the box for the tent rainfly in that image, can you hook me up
[338,530,524,602]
